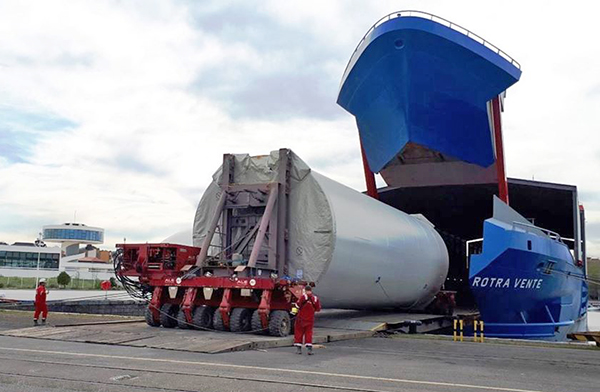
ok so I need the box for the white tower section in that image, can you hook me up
[42,223,104,257]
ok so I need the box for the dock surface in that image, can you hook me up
[1,309,597,391]
[0,308,474,353]
[0,328,597,392]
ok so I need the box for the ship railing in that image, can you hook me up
[511,221,565,244]
[465,238,483,270]
[341,10,521,84]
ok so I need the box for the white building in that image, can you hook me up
[43,222,104,256]
[0,242,61,279]
[0,223,115,281]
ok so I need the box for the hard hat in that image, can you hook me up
[39,278,47,284]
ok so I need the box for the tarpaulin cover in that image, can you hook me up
[193,150,335,282]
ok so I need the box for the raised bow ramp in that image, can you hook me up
[337,11,522,173]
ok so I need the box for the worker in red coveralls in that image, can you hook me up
[33,278,49,326]
[293,285,321,355]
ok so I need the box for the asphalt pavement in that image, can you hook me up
[0,331,597,392]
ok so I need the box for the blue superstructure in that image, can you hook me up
[470,198,588,340]
[337,11,521,173]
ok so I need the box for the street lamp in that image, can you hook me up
[36,232,42,287]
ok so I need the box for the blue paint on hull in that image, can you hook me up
[470,218,588,340]
[337,15,521,172]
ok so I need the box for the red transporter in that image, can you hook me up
[293,285,321,355]
[114,149,312,338]
[34,279,48,325]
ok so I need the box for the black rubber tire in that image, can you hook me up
[213,308,228,331]
[268,310,291,337]
[251,310,266,335]
[230,308,253,332]
[176,308,189,329]
[192,306,214,330]
[145,305,160,327]
[159,303,179,328]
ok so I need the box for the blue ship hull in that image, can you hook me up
[470,198,588,340]
[337,12,521,173]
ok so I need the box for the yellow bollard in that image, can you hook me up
[453,319,457,341]
[459,319,464,342]
[480,321,484,343]
[474,320,479,342]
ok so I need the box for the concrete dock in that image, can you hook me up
[0,321,597,392]
[1,308,462,354]
[1,309,598,392]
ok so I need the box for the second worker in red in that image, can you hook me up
[293,285,321,355]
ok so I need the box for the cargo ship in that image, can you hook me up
[336,10,588,340]
[470,197,588,339]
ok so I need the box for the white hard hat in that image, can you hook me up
[39,278,47,283]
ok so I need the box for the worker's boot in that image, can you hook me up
[307,346,313,355]
[295,345,302,355]
[33,319,38,326]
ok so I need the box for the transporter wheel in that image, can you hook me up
[176,308,189,329]
[145,305,160,327]
[159,303,179,328]
[213,309,228,331]
[192,306,214,330]
[230,308,253,332]
[268,310,291,337]
[251,310,267,335]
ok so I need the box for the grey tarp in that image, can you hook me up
[192,150,335,282]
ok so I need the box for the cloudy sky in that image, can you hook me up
[0,0,598,257]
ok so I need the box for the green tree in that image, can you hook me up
[56,271,71,288]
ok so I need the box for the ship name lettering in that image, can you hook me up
[514,278,543,289]
[472,277,542,289]
[473,277,511,287]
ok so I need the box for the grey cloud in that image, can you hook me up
[111,153,167,176]
[93,146,167,177]
[586,222,600,243]
[579,189,600,209]
[309,149,358,170]
[0,210,51,241]
[587,84,600,97]
[185,3,347,120]
[194,71,342,120]
[54,52,95,67]
[176,185,206,207]
[9,51,94,68]
[186,3,275,40]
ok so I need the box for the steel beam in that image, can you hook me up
[247,186,278,268]
[277,148,290,276]
[360,138,379,199]
[195,191,227,267]
[491,95,509,204]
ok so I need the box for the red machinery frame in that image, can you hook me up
[117,242,306,336]
[116,243,307,332]
[116,150,308,336]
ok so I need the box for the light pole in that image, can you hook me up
[36,232,42,287]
